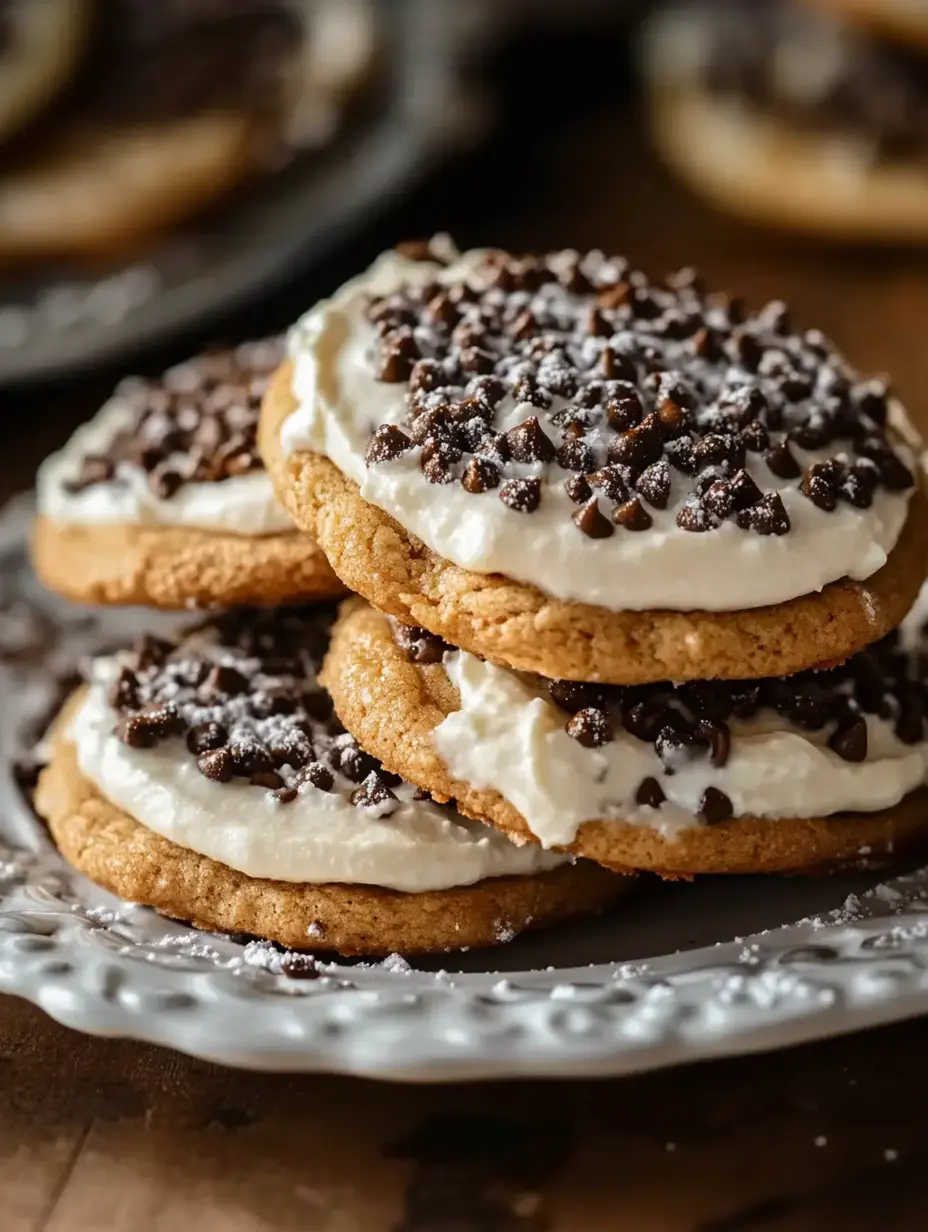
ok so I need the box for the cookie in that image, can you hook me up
[0,1,375,260]
[801,0,928,48]
[262,359,927,684]
[34,339,343,609]
[643,3,928,242]
[0,0,89,145]
[322,599,928,877]
[34,608,627,956]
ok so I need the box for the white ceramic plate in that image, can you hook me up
[3,497,928,1079]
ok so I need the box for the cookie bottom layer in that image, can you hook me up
[323,600,928,877]
[35,726,627,956]
[32,515,344,609]
[261,362,927,685]
[649,88,928,243]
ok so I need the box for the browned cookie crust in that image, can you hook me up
[261,362,928,684]
[36,700,627,957]
[322,600,928,877]
[32,515,343,609]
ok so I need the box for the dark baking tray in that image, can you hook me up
[0,0,464,386]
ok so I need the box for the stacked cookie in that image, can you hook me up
[642,0,928,241]
[30,336,625,956]
[260,239,928,878]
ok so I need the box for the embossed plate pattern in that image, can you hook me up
[3,497,928,1079]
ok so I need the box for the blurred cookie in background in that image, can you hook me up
[642,0,928,241]
[803,0,928,49]
[0,0,89,146]
[0,0,378,261]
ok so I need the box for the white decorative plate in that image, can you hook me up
[3,497,928,1079]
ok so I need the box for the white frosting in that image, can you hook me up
[432,651,928,848]
[38,394,294,537]
[283,248,914,613]
[70,661,564,893]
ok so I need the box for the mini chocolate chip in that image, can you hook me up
[351,771,398,814]
[377,349,414,383]
[149,466,183,500]
[878,453,915,492]
[829,716,868,763]
[587,465,630,502]
[366,424,412,464]
[133,633,174,669]
[505,416,556,464]
[334,740,378,784]
[605,389,644,432]
[186,722,228,754]
[461,456,500,494]
[394,623,448,664]
[691,326,723,362]
[205,664,249,696]
[228,741,274,776]
[557,437,596,473]
[665,437,697,474]
[764,441,801,480]
[64,454,115,493]
[854,380,889,426]
[694,433,743,472]
[409,406,454,445]
[838,459,879,508]
[733,331,764,371]
[636,777,666,809]
[608,422,663,470]
[699,719,731,768]
[573,498,614,539]
[746,492,791,535]
[108,667,139,711]
[300,761,335,792]
[566,706,613,748]
[703,480,734,519]
[636,458,671,509]
[115,715,160,749]
[699,787,734,824]
[676,499,717,533]
[251,770,285,790]
[499,477,541,513]
[740,420,769,453]
[549,679,608,714]
[272,787,299,804]
[655,726,696,773]
[198,748,234,782]
[613,497,652,531]
[728,469,763,511]
[565,474,592,504]
[801,464,838,511]
[623,701,666,743]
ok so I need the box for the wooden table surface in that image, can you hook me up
[5,72,928,1229]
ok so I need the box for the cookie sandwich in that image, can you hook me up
[643,1,928,241]
[34,338,343,609]
[260,240,925,684]
[322,598,928,877]
[0,0,377,260]
[35,607,626,956]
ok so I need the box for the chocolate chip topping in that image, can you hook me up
[108,608,421,812]
[64,338,285,499]
[391,619,927,822]
[393,623,450,665]
[699,0,928,165]
[363,246,912,543]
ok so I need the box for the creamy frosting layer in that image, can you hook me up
[38,396,293,537]
[71,659,564,892]
[284,248,915,612]
[432,648,928,848]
